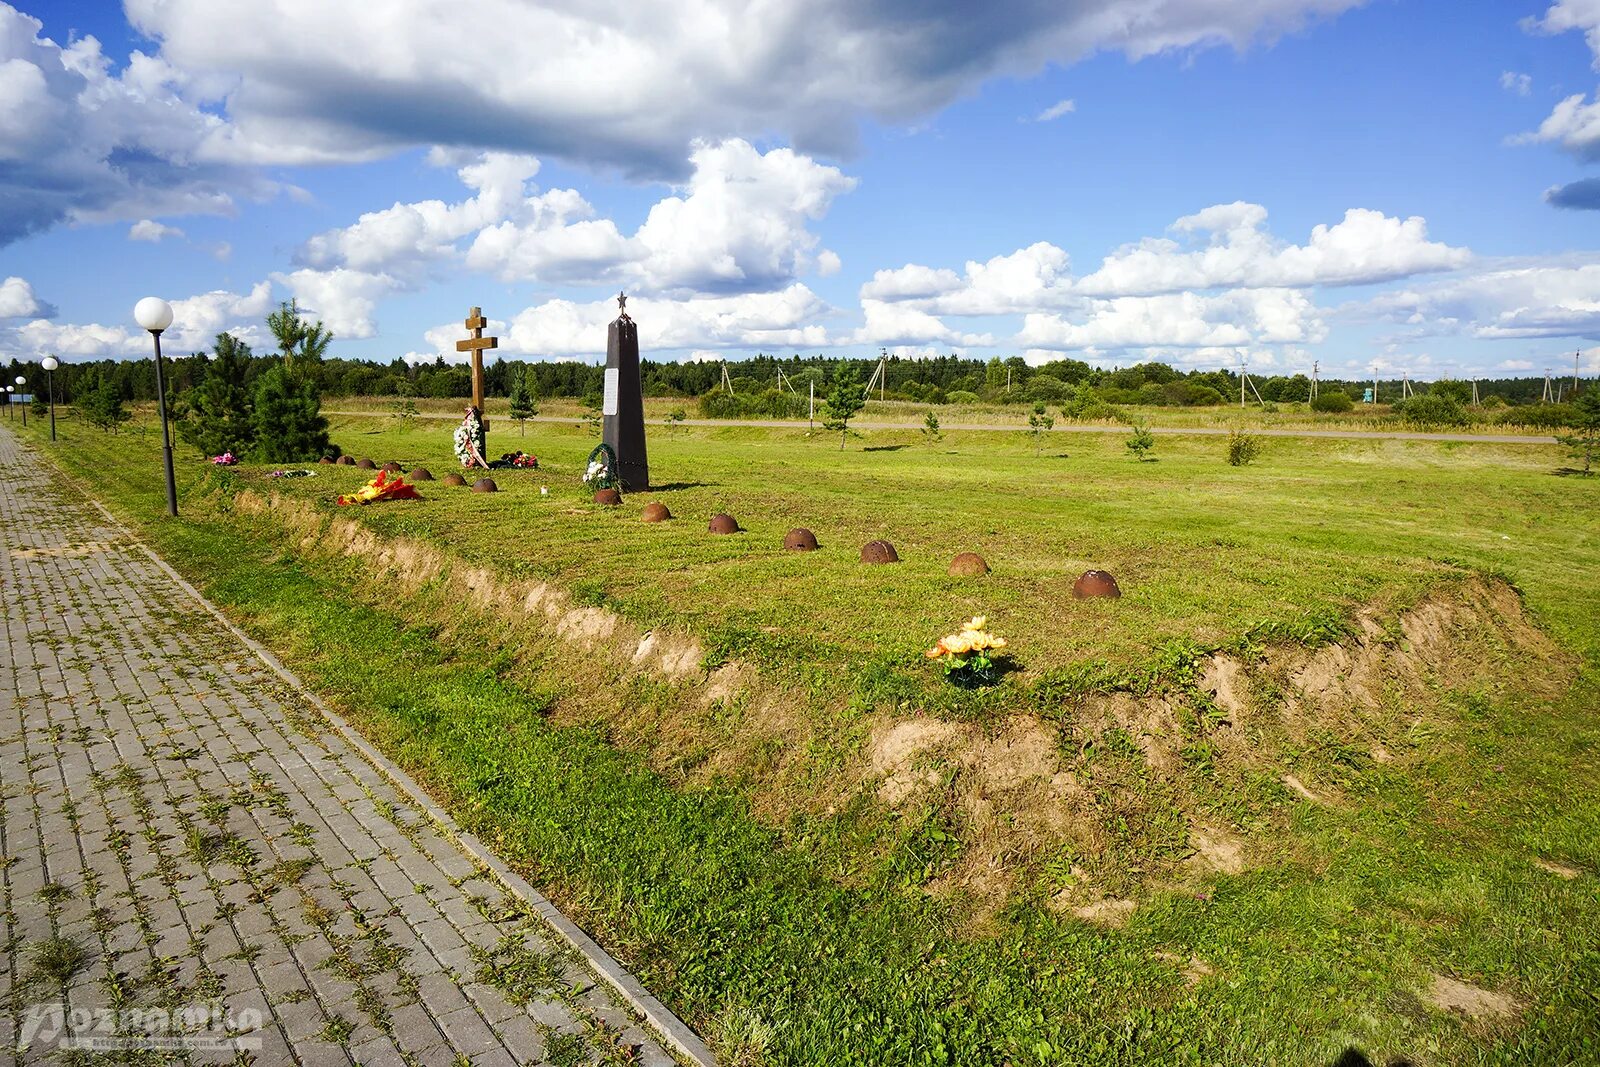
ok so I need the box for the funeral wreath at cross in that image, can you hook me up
[449,296,648,484]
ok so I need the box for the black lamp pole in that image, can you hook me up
[148,329,178,517]
[46,366,55,441]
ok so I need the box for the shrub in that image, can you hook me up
[698,389,808,420]
[1556,390,1600,474]
[944,390,980,405]
[1310,390,1353,413]
[1496,402,1573,429]
[1165,382,1226,407]
[1136,382,1167,405]
[1059,387,1125,423]
[1394,392,1469,427]
[1227,429,1261,466]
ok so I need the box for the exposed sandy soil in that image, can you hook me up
[1427,975,1521,1021]
[233,488,1574,919]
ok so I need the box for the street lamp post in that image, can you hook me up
[41,357,57,441]
[15,376,26,426]
[134,297,178,517]
[4,385,12,420]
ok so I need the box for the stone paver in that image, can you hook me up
[0,428,677,1065]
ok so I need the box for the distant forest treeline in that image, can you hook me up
[3,346,1585,411]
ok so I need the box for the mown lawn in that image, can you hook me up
[13,411,1598,1066]
[285,412,1588,689]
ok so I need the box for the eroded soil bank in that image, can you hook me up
[232,486,1572,922]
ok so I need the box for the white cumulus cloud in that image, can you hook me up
[1363,260,1600,341]
[1,279,273,360]
[0,6,279,246]
[1519,3,1600,158]
[1018,288,1327,353]
[1075,203,1470,295]
[0,276,48,318]
[272,269,400,340]
[862,243,1075,315]
[287,140,854,337]
[425,284,834,360]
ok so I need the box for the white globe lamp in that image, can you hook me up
[133,297,178,516]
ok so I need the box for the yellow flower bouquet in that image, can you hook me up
[924,615,1008,688]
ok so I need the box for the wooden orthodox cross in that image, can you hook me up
[455,306,498,416]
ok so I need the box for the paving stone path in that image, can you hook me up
[0,430,678,1065]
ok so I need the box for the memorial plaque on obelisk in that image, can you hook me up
[603,292,649,490]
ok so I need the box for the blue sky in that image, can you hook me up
[2,0,1598,381]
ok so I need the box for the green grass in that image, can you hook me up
[252,412,1591,689]
[13,412,1600,1065]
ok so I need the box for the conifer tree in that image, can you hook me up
[250,363,333,462]
[508,369,538,436]
[179,333,255,456]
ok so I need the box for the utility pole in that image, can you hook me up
[1542,369,1554,404]
[1310,359,1319,401]
[1471,378,1480,405]
[865,350,889,402]
[1577,351,1583,397]
[1373,371,1378,404]
[1240,357,1247,408]
[808,379,814,430]
[721,363,734,395]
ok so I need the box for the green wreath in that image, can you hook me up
[583,443,619,490]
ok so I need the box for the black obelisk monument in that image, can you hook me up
[603,292,649,490]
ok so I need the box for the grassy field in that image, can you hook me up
[277,411,1589,685]
[327,393,1560,435]
[13,407,1599,1066]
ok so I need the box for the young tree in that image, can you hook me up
[922,410,942,444]
[666,408,687,434]
[178,333,256,457]
[249,364,333,462]
[1227,428,1261,466]
[76,368,128,432]
[266,299,332,368]
[580,393,602,436]
[390,379,419,425]
[1556,389,1600,475]
[508,370,538,436]
[823,368,867,450]
[1027,402,1054,455]
[1125,419,1155,461]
